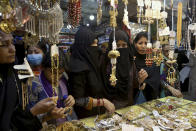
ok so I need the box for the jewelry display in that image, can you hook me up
[95,114,124,130]
[56,120,87,131]
[123,106,150,121]
[97,0,103,25]
[183,102,196,112]
[136,0,144,24]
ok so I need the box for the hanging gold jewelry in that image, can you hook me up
[109,9,118,28]
[108,0,119,86]
[137,0,144,24]
[108,49,120,86]
[97,0,103,25]
[154,48,163,66]
[177,2,183,47]
[21,82,29,110]
[13,58,34,110]
[123,0,131,29]
[51,44,59,103]
[21,0,63,44]
[166,60,177,85]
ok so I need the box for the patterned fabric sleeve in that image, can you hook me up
[28,77,48,109]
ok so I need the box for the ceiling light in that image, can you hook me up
[89,15,95,21]
[86,23,90,27]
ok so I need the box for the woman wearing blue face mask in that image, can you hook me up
[27,39,48,76]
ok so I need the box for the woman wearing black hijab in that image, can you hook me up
[101,29,138,109]
[69,26,115,118]
[133,32,160,101]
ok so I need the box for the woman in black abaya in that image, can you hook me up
[133,32,160,101]
[69,26,115,118]
[102,29,138,109]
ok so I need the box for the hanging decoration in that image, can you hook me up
[23,33,40,45]
[68,0,81,28]
[0,0,23,33]
[136,0,144,24]
[50,45,73,130]
[153,41,163,66]
[145,43,153,66]
[14,58,34,110]
[158,0,169,45]
[168,0,176,60]
[177,2,183,47]
[187,23,196,55]
[97,0,103,25]
[166,60,177,86]
[51,44,60,99]
[165,0,177,86]
[108,0,119,87]
[158,19,170,45]
[143,0,154,67]
[122,0,130,30]
[17,0,63,44]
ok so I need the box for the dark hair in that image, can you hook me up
[134,32,148,44]
[27,39,48,54]
[37,39,48,54]
[42,48,66,69]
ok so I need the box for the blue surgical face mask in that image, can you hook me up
[27,54,43,66]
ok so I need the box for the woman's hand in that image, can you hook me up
[103,99,115,114]
[171,88,183,98]
[49,107,66,119]
[139,83,146,90]
[64,95,75,107]
[30,97,57,116]
[138,69,148,84]
[42,107,67,122]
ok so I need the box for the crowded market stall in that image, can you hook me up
[0,0,196,130]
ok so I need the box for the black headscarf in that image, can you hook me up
[132,32,148,70]
[103,30,134,102]
[69,26,102,74]
[133,32,160,100]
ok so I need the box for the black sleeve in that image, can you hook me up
[11,106,42,131]
[69,71,89,107]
